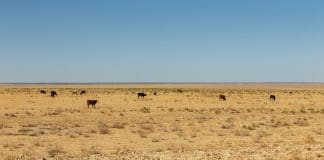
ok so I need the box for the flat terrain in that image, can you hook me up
[0,84,323,159]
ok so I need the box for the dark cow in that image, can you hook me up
[138,92,147,99]
[40,90,46,94]
[219,95,226,101]
[80,90,86,95]
[87,100,98,108]
[153,92,157,96]
[270,95,276,102]
[50,91,57,97]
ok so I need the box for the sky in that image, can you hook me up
[0,0,323,83]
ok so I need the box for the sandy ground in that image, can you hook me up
[0,84,323,159]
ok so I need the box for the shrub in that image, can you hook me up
[47,145,65,158]
[140,107,150,113]
[97,122,110,134]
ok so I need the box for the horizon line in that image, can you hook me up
[1,82,324,85]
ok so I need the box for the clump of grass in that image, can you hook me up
[82,145,103,156]
[22,123,37,128]
[320,108,324,114]
[140,123,154,132]
[293,118,309,127]
[300,108,307,113]
[18,128,33,134]
[97,122,110,134]
[53,107,64,115]
[242,123,258,130]
[234,129,250,136]
[140,107,150,113]
[138,130,148,138]
[112,122,127,129]
[221,123,234,129]
[270,118,290,128]
[3,143,10,148]
[4,113,17,117]
[29,129,45,136]
[184,108,193,112]
[215,110,222,114]
[47,145,65,158]
[303,135,316,144]
[151,137,161,142]
[313,128,324,135]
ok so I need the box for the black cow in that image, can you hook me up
[87,100,98,108]
[270,95,276,102]
[219,95,226,101]
[80,90,86,95]
[153,92,157,96]
[40,90,46,94]
[50,91,57,97]
[138,92,147,99]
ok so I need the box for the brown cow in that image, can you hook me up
[87,100,98,108]
[219,95,226,101]
[270,95,276,102]
[80,90,86,95]
[50,91,57,97]
[40,90,46,94]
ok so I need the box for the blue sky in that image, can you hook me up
[0,0,323,82]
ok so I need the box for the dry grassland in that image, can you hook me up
[0,84,323,159]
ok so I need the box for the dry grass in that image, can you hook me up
[0,84,323,159]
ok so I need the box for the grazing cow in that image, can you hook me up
[138,92,147,99]
[270,95,276,102]
[153,92,157,96]
[50,91,57,97]
[87,100,98,108]
[40,90,46,94]
[219,95,226,101]
[80,90,86,95]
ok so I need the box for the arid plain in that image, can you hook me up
[0,84,323,160]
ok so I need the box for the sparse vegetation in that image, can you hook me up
[0,85,322,159]
[140,107,150,113]
[47,145,65,158]
[97,121,110,134]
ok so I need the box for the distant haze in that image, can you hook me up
[0,0,323,83]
